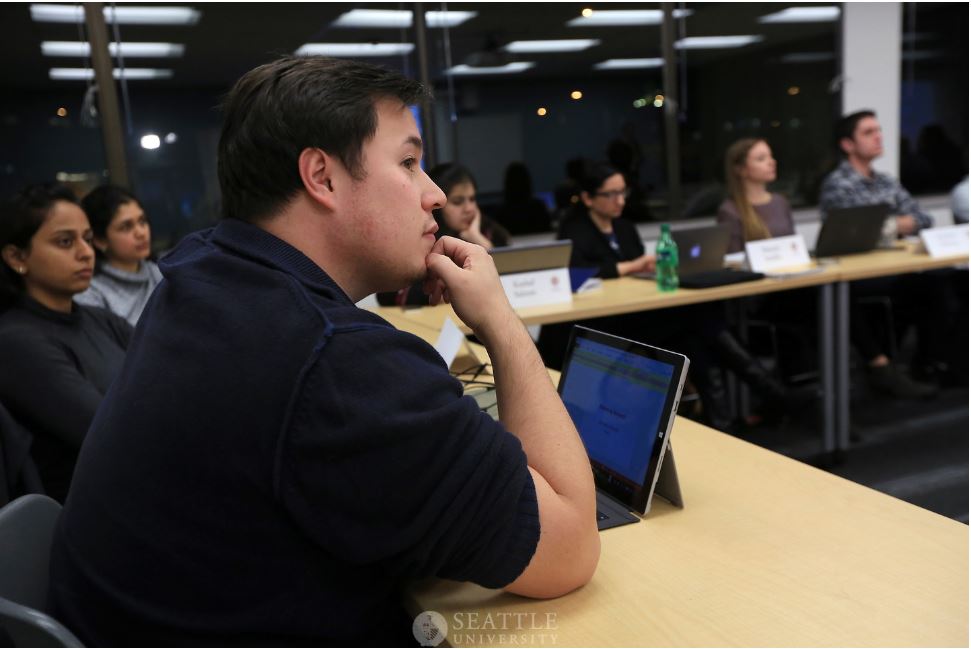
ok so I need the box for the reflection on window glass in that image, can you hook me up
[899,2,969,197]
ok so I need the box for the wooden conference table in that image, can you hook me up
[380,311,969,647]
[372,244,968,455]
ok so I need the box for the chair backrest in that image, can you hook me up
[0,495,62,610]
[0,597,83,647]
[0,495,83,646]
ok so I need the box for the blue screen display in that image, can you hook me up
[560,337,674,485]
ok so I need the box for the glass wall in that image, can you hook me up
[1,2,966,248]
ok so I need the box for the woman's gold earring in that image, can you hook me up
[18,266,26,274]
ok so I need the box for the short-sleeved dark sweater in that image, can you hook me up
[0,297,131,501]
[50,218,540,646]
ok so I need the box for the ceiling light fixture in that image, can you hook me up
[444,62,535,76]
[594,58,664,70]
[674,35,764,49]
[567,9,692,27]
[49,67,174,80]
[758,7,840,23]
[331,9,476,29]
[295,43,415,57]
[41,41,186,58]
[31,4,201,25]
[502,39,600,53]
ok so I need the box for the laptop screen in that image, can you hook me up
[558,327,687,512]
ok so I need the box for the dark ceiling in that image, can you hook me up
[0,2,847,91]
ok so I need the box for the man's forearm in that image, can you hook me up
[476,314,594,503]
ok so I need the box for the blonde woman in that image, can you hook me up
[717,138,795,253]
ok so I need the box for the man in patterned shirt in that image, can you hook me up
[819,110,933,235]
[818,110,953,397]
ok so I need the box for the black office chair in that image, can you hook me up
[0,495,83,647]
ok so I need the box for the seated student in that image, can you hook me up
[0,184,132,502]
[429,162,510,249]
[495,162,552,235]
[551,162,810,431]
[556,162,655,278]
[717,138,795,253]
[50,56,599,646]
[820,110,952,393]
[74,185,162,326]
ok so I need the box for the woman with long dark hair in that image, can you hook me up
[0,183,131,500]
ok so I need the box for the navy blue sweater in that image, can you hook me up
[50,219,540,646]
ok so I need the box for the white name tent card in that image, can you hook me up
[919,224,969,258]
[499,268,572,309]
[745,235,815,276]
[433,317,469,369]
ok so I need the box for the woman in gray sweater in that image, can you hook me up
[75,185,162,326]
[716,138,795,253]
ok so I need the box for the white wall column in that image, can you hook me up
[841,2,903,176]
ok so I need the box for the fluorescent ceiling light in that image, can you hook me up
[566,9,692,27]
[503,39,600,54]
[49,67,174,81]
[31,4,201,25]
[331,9,476,29]
[780,52,835,64]
[593,58,664,70]
[758,7,840,23]
[445,62,535,76]
[675,36,764,49]
[41,41,185,58]
[295,43,414,57]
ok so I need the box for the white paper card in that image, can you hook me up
[499,268,572,309]
[745,235,812,273]
[920,224,969,258]
[433,317,465,368]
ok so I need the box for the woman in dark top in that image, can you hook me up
[716,138,796,253]
[429,163,510,249]
[0,183,132,501]
[557,163,655,278]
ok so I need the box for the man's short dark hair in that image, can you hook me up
[217,56,430,223]
[835,110,876,157]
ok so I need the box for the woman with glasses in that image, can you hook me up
[0,183,132,501]
[556,162,655,278]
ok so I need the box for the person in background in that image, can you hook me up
[717,138,795,253]
[556,161,655,278]
[819,110,952,393]
[496,161,551,235]
[74,185,162,326]
[0,183,132,501]
[429,163,510,249]
[952,176,968,224]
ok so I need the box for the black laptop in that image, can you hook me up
[671,225,764,288]
[557,326,689,530]
[813,204,890,257]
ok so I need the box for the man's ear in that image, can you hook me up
[298,147,339,211]
[838,136,854,158]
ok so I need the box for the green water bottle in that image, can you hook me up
[655,223,679,292]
